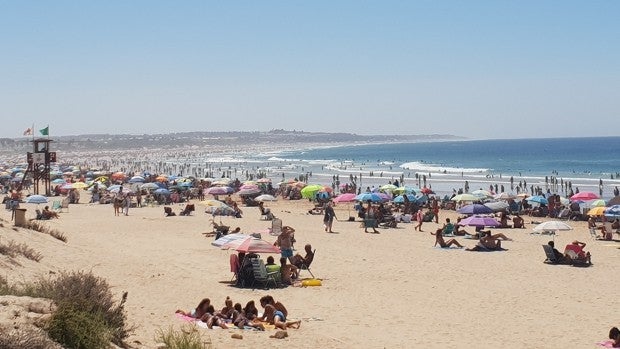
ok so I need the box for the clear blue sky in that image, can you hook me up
[1,1,618,139]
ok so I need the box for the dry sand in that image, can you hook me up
[1,196,618,348]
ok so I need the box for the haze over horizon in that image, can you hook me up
[1,1,618,139]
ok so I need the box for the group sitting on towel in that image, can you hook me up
[176,295,301,330]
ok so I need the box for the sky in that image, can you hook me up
[1,1,618,139]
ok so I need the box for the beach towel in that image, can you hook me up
[596,340,618,348]
[175,313,275,330]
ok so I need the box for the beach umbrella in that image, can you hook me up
[224,237,281,254]
[393,186,418,195]
[25,195,48,204]
[472,189,492,198]
[140,182,160,190]
[379,184,397,192]
[392,194,418,204]
[155,176,168,182]
[255,194,277,202]
[484,201,510,212]
[587,206,606,216]
[94,176,108,183]
[526,196,548,205]
[211,233,249,248]
[458,215,500,227]
[457,204,493,215]
[239,184,259,190]
[333,193,357,203]
[257,178,272,183]
[200,200,229,208]
[604,205,620,218]
[107,184,122,192]
[300,184,324,199]
[590,199,606,207]
[154,188,171,195]
[211,179,231,186]
[451,194,480,202]
[52,178,66,184]
[532,221,572,233]
[111,172,127,181]
[128,176,145,183]
[570,191,599,201]
[419,187,434,195]
[60,183,75,190]
[516,193,530,199]
[355,192,383,203]
[494,192,515,200]
[237,188,261,196]
[608,196,620,206]
[205,186,233,195]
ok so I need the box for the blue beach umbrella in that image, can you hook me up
[154,188,171,195]
[604,205,620,218]
[393,194,418,204]
[355,192,383,202]
[527,196,548,205]
[25,195,48,204]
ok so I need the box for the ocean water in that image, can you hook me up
[259,137,620,199]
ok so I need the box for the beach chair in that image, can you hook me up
[298,249,316,278]
[251,259,279,289]
[60,197,70,213]
[270,218,283,236]
[602,223,613,240]
[229,254,240,283]
[542,244,559,264]
[51,200,62,212]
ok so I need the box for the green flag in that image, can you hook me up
[39,126,49,136]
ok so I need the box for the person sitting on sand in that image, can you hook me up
[608,327,620,348]
[434,229,464,248]
[259,295,288,321]
[432,218,455,236]
[216,296,234,320]
[498,212,511,228]
[280,257,299,285]
[512,214,524,228]
[263,304,301,330]
[232,302,265,330]
[466,231,506,251]
[547,241,571,264]
[175,298,211,319]
[564,240,591,264]
[291,244,314,269]
[453,218,470,236]
[42,205,59,219]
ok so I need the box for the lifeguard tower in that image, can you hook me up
[22,138,56,196]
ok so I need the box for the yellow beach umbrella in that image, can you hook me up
[587,206,606,216]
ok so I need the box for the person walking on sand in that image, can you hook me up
[415,208,424,231]
[323,201,336,233]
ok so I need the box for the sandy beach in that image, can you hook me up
[1,192,618,348]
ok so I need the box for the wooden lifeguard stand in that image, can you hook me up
[23,138,56,196]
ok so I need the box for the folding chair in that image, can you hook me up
[60,197,70,213]
[251,259,279,289]
[270,218,283,236]
[298,249,315,278]
[229,254,240,283]
[51,200,62,212]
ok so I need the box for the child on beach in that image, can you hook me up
[414,208,423,231]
